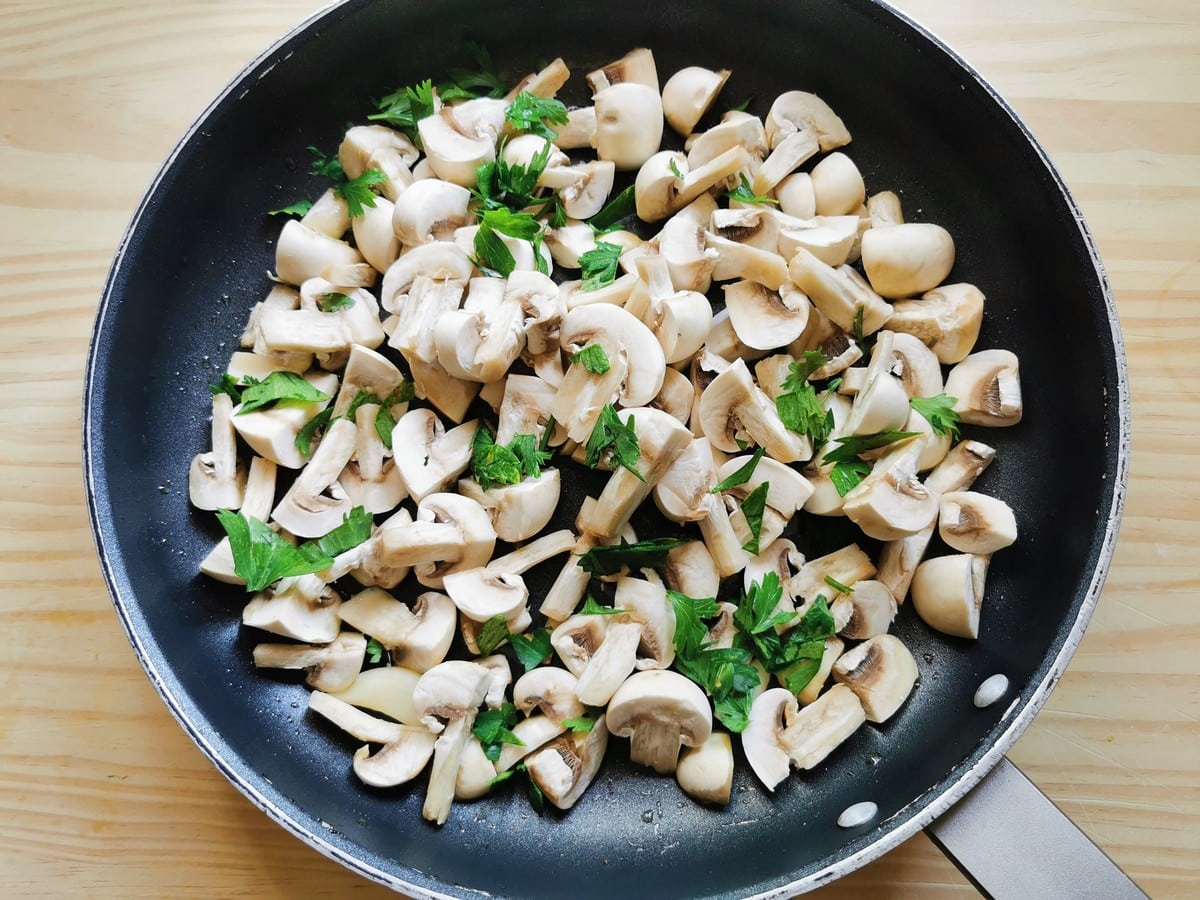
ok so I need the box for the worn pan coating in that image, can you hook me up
[82,1,1127,897]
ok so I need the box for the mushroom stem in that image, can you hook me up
[423,716,473,825]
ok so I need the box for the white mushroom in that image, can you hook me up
[550,105,598,150]
[307,691,436,789]
[838,580,899,640]
[376,492,496,590]
[390,409,477,502]
[392,178,472,245]
[886,283,985,364]
[722,280,811,350]
[328,665,423,726]
[658,194,721,291]
[339,403,407,515]
[676,731,734,806]
[442,567,529,626]
[417,98,507,187]
[911,553,990,639]
[635,147,751,223]
[698,358,811,463]
[275,219,368,288]
[231,370,338,470]
[939,491,1018,554]
[271,417,356,538]
[523,717,609,809]
[454,737,498,800]
[787,247,893,336]
[242,574,341,644]
[809,152,867,217]
[861,223,956,298]
[944,349,1023,426]
[189,392,247,511]
[661,540,721,601]
[593,82,664,171]
[741,685,865,791]
[842,441,940,541]
[200,456,277,584]
[661,66,730,136]
[586,47,659,93]
[412,660,492,825]
[832,633,919,723]
[337,587,457,673]
[843,331,912,436]
[605,669,713,774]
[251,632,366,692]
[632,253,713,365]
[458,468,561,543]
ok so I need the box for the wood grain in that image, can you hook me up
[0,1,1196,897]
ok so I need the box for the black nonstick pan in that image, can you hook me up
[83,1,1137,897]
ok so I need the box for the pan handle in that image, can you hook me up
[924,756,1148,900]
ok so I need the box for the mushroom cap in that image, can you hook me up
[910,553,989,639]
[660,540,721,600]
[391,410,476,503]
[945,349,1023,427]
[741,687,797,791]
[662,66,730,136]
[550,613,612,676]
[888,282,985,364]
[417,105,499,188]
[861,223,956,298]
[442,568,529,625]
[391,177,472,245]
[605,669,713,748]
[831,633,919,723]
[842,443,940,541]
[809,151,867,217]
[722,280,812,350]
[686,111,768,169]
[351,727,437,788]
[412,659,492,727]
[593,82,664,171]
[458,468,561,543]
[412,491,497,588]
[559,302,666,407]
[650,366,695,423]
[938,490,1018,554]
[524,717,610,810]
[653,436,717,524]
[513,667,585,725]
[676,731,734,806]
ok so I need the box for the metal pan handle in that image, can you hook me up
[925,756,1148,900]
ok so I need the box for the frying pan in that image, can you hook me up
[83,0,1138,896]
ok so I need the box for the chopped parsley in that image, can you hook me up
[726,173,778,206]
[739,481,770,556]
[476,615,552,671]
[666,591,721,657]
[583,404,643,481]
[368,78,437,142]
[575,537,687,577]
[473,207,544,277]
[821,430,918,497]
[824,575,853,594]
[235,371,328,415]
[336,168,387,218]
[910,394,962,438]
[560,715,597,733]
[268,198,313,218]
[587,184,636,233]
[711,448,765,494]
[775,350,834,444]
[471,424,550,490]
[208,373,242,402]
[307,145,344,181]
[578,241,623,292]
[365,637,386,665]
[571,343,611,374]
[733,573,837,695]
[473,141,552,214]
[579,595,625,616]
[472,702,524,761]
[505,91,569,140]
[317,291,355,312]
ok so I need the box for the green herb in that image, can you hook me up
[732,572,797,639]
[910,394,962,438]
[472,702,524,761]
[578,241,623,292]
[730,96,754,113]
[726,173,778,206]
[369,78,437,141]
[505,91,569,140]
[571,343,611,374]
[471,424,523,490]
[524,763,546,814]
[473,207,544,277]
[215,510,332,592]
[560,715,596,733]
[666,591,721,657]
[236,371,329,415]
[775,351,834,444]
[735,437,750,451]
[508,628,552,671]
[576,537,686,577]
[829,457,871,497]
[344,389,403,449]
[587,184,636,233]
[208,373,242,402]
[822,430,920,467]
[473,141,551,214]
[295,408,333,458]
[307,145,344,181]
[583,404,643,480]
[365,638,385,664]
[506,433,553,480]
[824,575,853,594]
[476,614,511,656]
[579,595,624,616]
[740,481,770,556]
[733,573,837,695]
[711,447,764,494]
[318,291,355,312]
[301,506,373,561]
[335,168,387,218]
[853,305,865,344]
[673,644,759,732]
[446,42,508,99]
[668,157,684,180]
[268,199,313,217]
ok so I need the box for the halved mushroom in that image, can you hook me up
[606,669,713,774]
[231,370,338,470]
[275,219,369,288]
[939,491,1018,554]
[413,659,492,825]
[189,392,247,511]
[886,283,985,364]
[390,409,477,502]
[911,553,989,639]
[307,691,436,788]
[328,665,422,726]
[417,98,506,187]
[944,349,1023,427]
[659,194,721,292]
[635,147,751,223]
[300,188,350,239]
[764,91,851,153]
[443,567,529,627]
[270,417,356,537]
[252,632,366,692]
[890,331,945,399]
[698,358,811,463]
[787,247,893,336]
[838,580,899,640]
[632,253,713,365]
[809,152,866,217]
[351,196,400,274]
[676,731,734,806]
[842,441,940,541]
[775,172,816,219]
[550,105,598,150]
[661,540,721,600]
[742,685,865,790]
[549,612,612,675]
[832,633,919,723]
[392,177,472,245]
[593,82,664,171]
[339,402,408,514]
[523,717,609,810]
[586,47,659,93]
[513,667,585,726]
[722,280,811,350]
[337,587,457,672]
[662,66,730,136]
[242,574,341,644]
[458,468,561,543]
[861,223,956,299]
[843,331,912,436]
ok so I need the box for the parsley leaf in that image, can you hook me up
[824,575,853,594]
[317,291,355,312]
[300,506,373,561]
[344,389,404,450]
[209,373,242,402]
[308,145,344,181]
[587,184,636,233]
[268,198,314,217]
[447,42,508,99]
[215,510,332,592]
[776,351,834,444]
[471,424,523,490]
[583,404,643,481]
[910,394,962,438]
[505,91,569,140]
[473,702,524,761]
[821,430,920,466]
[740,481,770,556]
[476,614,511,656]
[506,433,553,479]
[365,637,385,664]
[576,537,686,577]
[668,157,684,180]
[666,591,721,657]
[369,78,436,141]
[473,141,551,214]
[508,628,552,671]
[733,574,837,695]
[673,644,760,733]
[829,458,871,497]
[711,448,765,494]
[571,343,611,374]
[578,241,623,292]
[726,173,778,206]
[579,595,625,616]
[560,715,596,733]
[295,407,333,458]
[473,207,544,277]
[336,168,387,218]
[236,372,328,415]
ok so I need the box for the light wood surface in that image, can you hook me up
[1,1,1196,897]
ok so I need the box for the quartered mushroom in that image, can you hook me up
[442,567,529,628]
[377,492,496,589]
[861,222,956,298]
[455,737,499,800]
[911,553,990,639]
[252,632,367,692]
[593,82,664,170]
[698,358,811,463]
[392,177,472,245]
[307,690,436,789]
[676,731,734,806]
[843,331,912,436]
[417,97,507,187]
[412,660,492,825]
[722,280,811,350]
[270,417,357,537]
[794,637,845,706]
[458,467,561,543]
[339,402,407,514]
[523,717,609,810]
[661,540,722,605]
[661,65,730,136]
[550,104,598,150]
[809,152,866,217]
[390,409,477,502]
[242,574,342,644]
[231,370,338,470]
[338,124,419,197]
[787,247,893,337]
[938,491,1018,554]
[886,282,985,364]
[606,669,713,774]
[832,633,919,723]
[549,612,612,676]
[635,147,751,223]
[842,440,940,541]
[275,219,369,288]
[742,684,865,791]
[944,349,1023,426]
[337,587,457,672]
[189,392,247,511]
[838,580,899,640]
[630,253,713,365]
[200,456,277,584]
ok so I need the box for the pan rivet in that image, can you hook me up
[973,674,1010,708]
[837,801,878,828]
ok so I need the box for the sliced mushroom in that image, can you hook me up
[661,66,730,136]
[752,129,820,197]
[686,111,768,169]
[390,409,476,503]
[787,247,893,336]
[308,691,436,788]
[189,392,247,510]
[842,441,940,541]
[944,349,1023,427]
[832,634,919,723]
[838,580,898,640]
[698,358,811,463]
[417,98,506,187]
[651,367,696,424]
[722,280,811,350]
[593,82,664,171]
[606,669,713,774]
[635,147,750,223]
[495,714,566,773]
[633,253,713,365]
[413,660,492,825]
[231,370,338,470]
[457,468,560,543]
[764,91,851,153]
[328,665,422,726]
[574,619,643,706]
[676,731,734,806]
[496,373,558,445]
[242,574,341,644]
[777,214,860,268]
[524,717,609,810]
[339,403,407,514]
[911,553,989,639]
[541,159,617,220]
[939,491,1018,554]
[742,685,865,790]
[392,177,472,245]
[886,283,985,364]
[268,417,355,537]
[789,543,876,606]
[252,632,366,692]
[337,587,456,672]
[843,331,912,437]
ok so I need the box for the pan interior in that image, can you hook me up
[85,1,1121,897]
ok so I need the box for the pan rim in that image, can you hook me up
[80,0,1131,896]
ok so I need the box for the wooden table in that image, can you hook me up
[1,1,1196,896]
